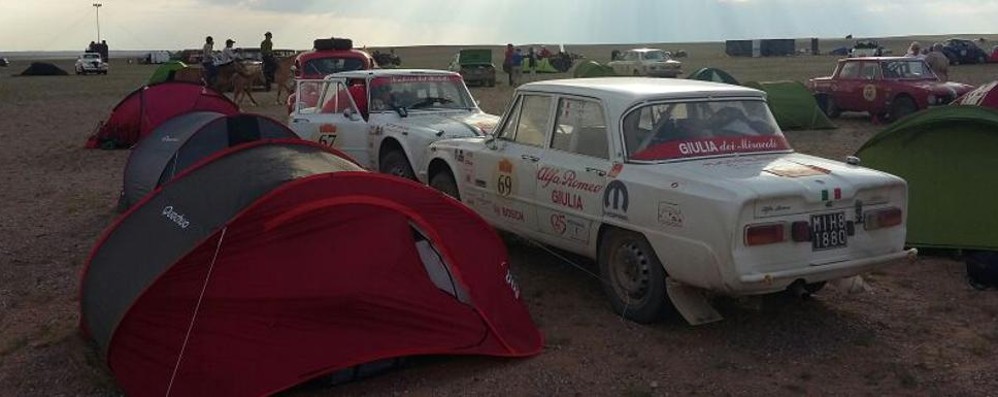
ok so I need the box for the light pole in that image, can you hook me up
[92,3,102,42]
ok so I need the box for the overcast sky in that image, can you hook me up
[2,0,997,51]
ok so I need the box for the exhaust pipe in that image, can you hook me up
[786,279,811,299]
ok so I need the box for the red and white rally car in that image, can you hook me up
[423,78,917,324]
[287,38,376,112]
[288,69,499,178]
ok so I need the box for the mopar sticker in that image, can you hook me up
[603,180,629,220]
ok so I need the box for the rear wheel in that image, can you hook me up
[978,54,987,64]
[379,150,416,180]
[429,170,460,200]
[816,94,841,118]
[598,228,672,323]
[890,95,918,121]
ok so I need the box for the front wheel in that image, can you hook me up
[890,95,918,121]
[598,229,672,323]
[816,94,841,118]
[429,170,460,200]
[379,150,416,180]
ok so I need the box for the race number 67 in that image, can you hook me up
[318,134,337,147]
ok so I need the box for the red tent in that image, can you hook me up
[954,81,998,109]
[85,81,239,149]
[80,139,542,396]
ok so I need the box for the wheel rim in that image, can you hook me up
[608,240,652,303]
[387,163,408,177]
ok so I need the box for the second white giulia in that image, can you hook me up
[423,78,916,324]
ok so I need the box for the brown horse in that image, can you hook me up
[169,61,263,106]
[273,55,298,105]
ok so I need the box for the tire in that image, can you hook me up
[978,54,987,64]
[488,78,495,87]
[633,69,641,76]
[379,150,416,180]
[803,281,826,294]
[889,95,918,121]
[429,170,460,200]
[598,228,672,323]
[816,94,841,118]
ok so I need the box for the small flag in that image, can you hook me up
[834,188,842,200]
[821,189,828,201]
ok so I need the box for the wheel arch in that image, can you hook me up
[596,223,671,277]
[378,136,406,163]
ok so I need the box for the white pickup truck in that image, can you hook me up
[288,69,499,180]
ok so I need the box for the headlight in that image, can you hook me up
[927,94,937,104]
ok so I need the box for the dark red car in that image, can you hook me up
[808,57,974,121]
[288,38,376,112]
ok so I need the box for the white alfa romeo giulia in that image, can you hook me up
[423,77,917,324]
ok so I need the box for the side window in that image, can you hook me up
[511,95,552,147]
[551,98,609,159]
[860,62,880,80]
[838,62,860,79]
[319,81,357,114]
[496,97,524,141]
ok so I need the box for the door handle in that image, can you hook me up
[521,154,540,162]
[292,118,310,123]
[585,167,607,176]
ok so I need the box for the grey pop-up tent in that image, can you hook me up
[118,112,300,210]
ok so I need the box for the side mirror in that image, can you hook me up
[343,107,359,120]
[845,155,861,165]
[485,135,499,150]
[396,106,408,118]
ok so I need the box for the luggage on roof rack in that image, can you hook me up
[314,37,353,51]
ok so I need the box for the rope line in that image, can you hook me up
[165,226,227,397]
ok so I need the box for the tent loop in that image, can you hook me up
[165,226,228,397]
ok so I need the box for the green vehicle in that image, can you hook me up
[448,49,496,87]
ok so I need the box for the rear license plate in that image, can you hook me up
[811,212,847,250]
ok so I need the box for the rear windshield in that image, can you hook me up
[622,99,790,161]
[302,57,366,76]
[643,51,670,61]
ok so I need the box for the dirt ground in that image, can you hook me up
[1,38,997,396]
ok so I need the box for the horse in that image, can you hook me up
[168,61,263,106]
[273,55,298,105]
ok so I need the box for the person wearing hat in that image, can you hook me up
[202,36,218,86]
[216,38,238,66]
[261,32,276,91]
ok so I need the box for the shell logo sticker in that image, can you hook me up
[863,84,877,102]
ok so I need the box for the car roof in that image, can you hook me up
[517,78,763,102]
[327,69,460,79]
[840,57,924,62]
[627,48,666,53]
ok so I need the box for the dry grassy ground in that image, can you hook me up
[1,36,997,396]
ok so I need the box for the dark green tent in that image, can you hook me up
[743,80,836,130]
[855,105,998,250]
[572,60,617,78]
[148,60,187,85]
[687,67,739,85]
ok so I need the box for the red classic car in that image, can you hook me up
[288,38,376,112]
[808,57,974,121]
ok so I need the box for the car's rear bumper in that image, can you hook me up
[733,248,917,293]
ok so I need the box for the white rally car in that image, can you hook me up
[423,78,917,324]
[608,48,682,78]
[75,52,108,75]
[288,69,499,178]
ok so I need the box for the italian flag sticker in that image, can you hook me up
[821,188,842,201]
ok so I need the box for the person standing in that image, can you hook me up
[98,40,109,62]
[925,43,950,82]
[217,39,237,65]
[260,32,276,91]
[905,42,926,60]
[202,36,217,86]
[503,43,514,85]
[510,48,524,86]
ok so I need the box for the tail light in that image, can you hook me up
[791,221,811,242]
[864,207,903,230]
[745,223,786,246]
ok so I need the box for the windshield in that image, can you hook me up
[643,51,670,61]
[83,54,100,60]
[302,57,366,76]
[369,75,475,111]
[622,99,790,161]
[881,60,936,79]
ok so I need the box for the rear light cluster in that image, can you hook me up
[744,206,903,246]
[864,207,903,230]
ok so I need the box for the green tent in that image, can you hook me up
[687,67,739,85]
[855,105,998,250]
[522,57,559,73]
[148,61,187,85]
[572,60,617,78]
[743,80,836,130]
